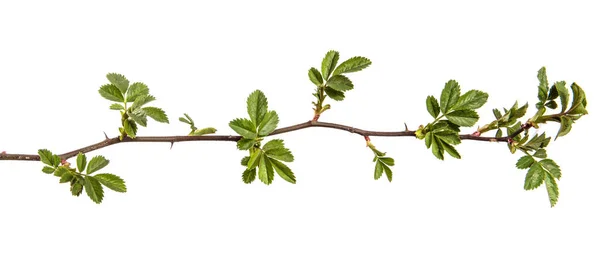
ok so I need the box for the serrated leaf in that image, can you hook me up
[263,140,294,162]
[86,155,109,175]
[129,108,147,127]
[446,109,479,127]
[308,67,323,86]
[426,96,440,118]
[242,168,256,184]
[327,75,354,91]
[544,173,559,207]
[236,138,256,150]
[533,149,547,159]
[548,84,559,100]
[539,159,561,179]
[569,83,587,114]
[76,152,86,172]
[54,166,68,177]
[379,157,395,166]
[126,82,149,102]
[545,100,557,109]
[190,127,217,136]
[537,67,548,101]
[179,117,191,125]
[123,119,137,138]
[109,103,124,110]
[229,118,257,139]
[106,73,129,94]
[381,162,393,182]
[258,111,279,136]
[425,132,433,148]
[495,129,502,138]
[516,155,534,169]
[554,81,569,113]
[433,130,461,145]
[143,107,169,123]
[524,162,544,190]
[99,84,124,102]
[269,158,296,184]
[59,171,75,183]
[439,80,461,114]
[241,156,250,166]
[38,149,55,166]
[321,50,339,80]
[324,86,345,101]
[432,120,460,132]
[42,166,55,174]
[84,176,104,204]
[430,137,444,160]
[453,90,488,110]
[556,116,573,139]
[247,90,268,126]
[258,155,274,185]
[71,181,83,197]
[131,94,156,109]
[374,161,383,180]
[332,56,371,75]
[247,150,262,170]
[94,173,126,192]
[439,140,461,159]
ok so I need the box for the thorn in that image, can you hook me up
[103,132,109,140]
[170,142,174,150]
[404,123,408,131]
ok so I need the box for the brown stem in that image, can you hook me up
[0,120,519,162]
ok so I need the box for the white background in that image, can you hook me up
[1,1,599,270]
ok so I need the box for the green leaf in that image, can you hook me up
[126,82,149,102]
[42,166,55,174]
[545,100,557,109]
[38,149,55,166]
[537,67,548,101]
[94,173,126,192]
[308,67,323,86]
[190,127,217,136]
[324,86,345,101]
[229,118,257,139]
[143,107,169,123]
[493,108,502,120]
[554,81,569,113]
[430,137,444,160]
[453,90,489,110]
[71,180,83,196]
[258,154,274,185]
[426,96,440,118]
[179,116,192,125]
[533,149,547,159]
[131,94,156,109]
[495,129,502,138]
[374,161,383,180]
[59,171,75,183]
[76,152,86,173]
[544,173,559,207]
[128,108,147,127]
[433,130,461,145]
[242,168,256,184]
[524,162,544,190]
[263,139,294,162]
[237,138,256,150]
[556,116,573,139]
[98,84,124,102]
[86,155,109,175]
[327,75,354,91]
[446,109,479,127]
[332,56,372,75]
[247,90,268,126]
[379,157,395,166]
[381,162,393,182]
[123,119,137,138]
[439,140,461,159]
[439,80,461,114]
[84,176,104,204]
[516,155,534,169]
[539,159,561,179]
[54,166,68,177]
[109,103,124,110]
[269,158,296,184]
[247,150,262,170]
[241,156,250,166]
[424,131,433,148]
[569,83,587,114]
[257,111,279,137]
[106,73,129,94]
[321,50,339,80]
[548,84,559,100]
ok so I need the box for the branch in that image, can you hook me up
[0,120,516,162]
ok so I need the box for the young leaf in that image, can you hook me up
[554,81,569,113]
[98,84,124,102]
[439,140,461,159]
[379,157,395,166]
[452,90,489,110]
[544,173,559,207]
[327,75,354,91]
[446,109,479,127]
[126,82,149,102]
[71,181,83,196]
[42,166,55,174]
[76,152,86,173]
[131,94,156,109]
[258,111,279,136]
[493,108,502,120]
[94,173,127,192]
[430,137,444,160]
[123,119,137,138]
[556,116,573,139]
[524,162,544,190]
[237,138,256,150]
[59,171,75,183]
[86,155,109,175]
[321,50,339,80]
[54,166,68,177]
[263,140,294,162]
[241,156,250,166]
[374,161,383,180]
[539,159,561,179]
[109,103,124,110]
[247,150,262,170]
[190,127,217,136]
[308,67,323,86]
[143,107,169,123]
[381,162,392,182]
[242,168,256,184]
[432,130,461,145]
[516,155,534,169]
[229,118,257,139]
[426,96,440,118]
[569,83,587,114]
[324,86,345,101]
[179,116,192,125]
[84,176,104,204]
[129,108,148,127]
[533,149,547,159]
[106,73,129,94]
[270,158,296,184]
[332,56,372,75]
[247,90,268,126]
[258,155,274,185]
[439,80,461,114]
[537,67,548,101]
[38,149,55,166]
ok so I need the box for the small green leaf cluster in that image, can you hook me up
[229,90,296,185]
[477,101,528,137]
[98,73,169,139]
[417,80,489,160]
[530,67,588,139]
[308,50,371,119]
[38,149,126,204]
[367,142,394,182]
[179,113,216,136]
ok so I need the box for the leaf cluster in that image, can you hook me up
[367,142,394,182]
[179,113,216,136]
[39,149,126,204]
[229,90,296,185]
[98,73,169,139]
